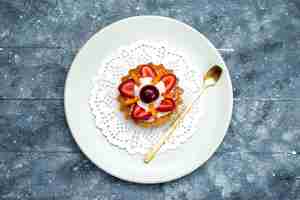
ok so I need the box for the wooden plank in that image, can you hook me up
[0,99,299,154]
[0,152,299,199]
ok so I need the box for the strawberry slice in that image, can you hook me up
[131,104,152,120]
[161,74,177,93]
[156,98,176,112]
[118,79,135,98]
[140,64,156,78]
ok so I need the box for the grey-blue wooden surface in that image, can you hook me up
[0,0,300,199]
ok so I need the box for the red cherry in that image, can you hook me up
[131,104,152,120]
[140,64,156,78]
[161,74,177,93]
[118,79,135,98]
[139,85,159,103]
[156,98,176,112]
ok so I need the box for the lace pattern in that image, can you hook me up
[89,41,204,154]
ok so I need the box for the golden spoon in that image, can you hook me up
[144,65,223,164]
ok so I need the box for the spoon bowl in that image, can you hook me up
[203,65,223,88]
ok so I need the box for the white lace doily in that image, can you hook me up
[89,41,204,154]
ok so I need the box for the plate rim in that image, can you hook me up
[64,15,233,184]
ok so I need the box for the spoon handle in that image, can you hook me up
[144,85,207,164]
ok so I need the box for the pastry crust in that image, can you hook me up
[118,63,183,127]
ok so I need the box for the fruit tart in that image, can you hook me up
[117,63,183,127]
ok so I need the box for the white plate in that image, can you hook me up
[64,16,233,184]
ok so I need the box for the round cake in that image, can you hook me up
[117,63,183,127]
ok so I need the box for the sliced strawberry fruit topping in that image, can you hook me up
[140,64,156,78]
[156,98,176,112]
[131,104,152,120]
[118,79,135,98]
[161,74,177,93]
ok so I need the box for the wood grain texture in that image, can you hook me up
[0,0,300,199]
